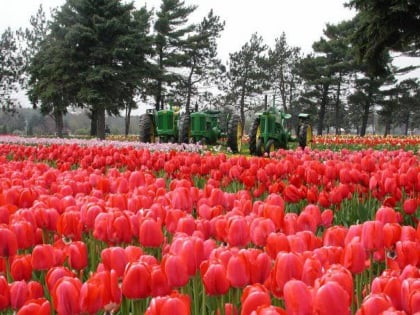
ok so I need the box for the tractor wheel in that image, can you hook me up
[256,138,265,157]
[227,115,243,153]
[298,125,308,149]
[249,118,260,155]
[265,139,277,156]
[168,136,177,143]
[139,114,155,143]
[178,114,191,143]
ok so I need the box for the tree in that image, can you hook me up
[153,0,197,111]
[347,0,420,75]
[178,9,225,114]
[311,20,356,135]
[267,32,302,112]
[0,27,24,112]
[30,0,147,140]
[227,33,268,126]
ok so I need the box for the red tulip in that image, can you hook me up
[371,274,402,310]
[323,225,348,247]
[9,280,30,310]
[68,241,88,270]
[383,223,401,249]
[46,266,76,293]
[269,252,303,298]
[162,253,189,288]
[16,298,51,315]
[11,254,32,281]
[240,284,271,315]
[250,217,276,247]
[139,217,164,248]
[57,211,82,241]
[401,278,420,314]
[0,275,9,311]
[101,246,128,278]
[145,291,191,315]
[10,220,35,250]
[315,264,354,304]
[320,209,333,228]
[361,220,384,252]
[51,276,82,315]
[0,225,17,257]
[227,216,250,247]
[31,244,56,271]
[200,260,230,295]
[150,265,171,297]
[375,206,400,224]
[356,293,394,315]
[122,261,151,299]
[265,232,290,259]
[394,240,419,270]
[250,305,286,315]
[301,256,322,286]
[226,251,250,288]
[403,198,418,215]
[169,235,205,277]
[93,211,132,245]
[243,249,271,285]
[283,280,313,315]
[313,281,350,315]
[343,237,367,274]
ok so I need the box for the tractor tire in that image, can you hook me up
[278,131,288,149]
[139,114,155,143]
[249,118,260,155]
[256,139,265,157]
[298,125,308,149]
[178,114,191,144]
[227,115,243,153]
[265,139,277,155]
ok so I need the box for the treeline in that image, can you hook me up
[0,0,419,138]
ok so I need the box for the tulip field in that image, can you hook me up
[0,134,419,315]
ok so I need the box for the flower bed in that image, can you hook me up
[0,136,419,314]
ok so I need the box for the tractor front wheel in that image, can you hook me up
[227,115,243,153]
[298,125,308,149]
[265,139,277,156]
[139,114,155,143]
[256,139,265,157]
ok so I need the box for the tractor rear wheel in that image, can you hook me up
[298,125,308,149]
[139,114,155,143]
[178,114,191,144]
[256,139,265,156]
[227,115,243,153]
[249,118,260,155]
[265,139,277,156]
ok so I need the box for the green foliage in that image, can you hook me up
[347,0,420,75]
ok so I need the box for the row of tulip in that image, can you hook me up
[0,137,419,314]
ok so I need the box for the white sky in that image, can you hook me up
[1,0,357,61]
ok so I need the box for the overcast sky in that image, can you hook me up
[1,0,358,60]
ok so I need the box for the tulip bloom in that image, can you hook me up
[356,293,394,315]
[162,253,189,289]
[145,291,191,315]
[283,280,313,315]
[240,284,271,315]
[51,276,82,315]
[100,246,128,278]
[122,262,151,299]
[57,211,83,241]
[226,252,250,288]
[31,244,56,271]
[68,241,88,270]
[0,225,17,258]
[16,298,51,315]
[200,260,230,296]
[361,220,384,253]
[343,237,367,274]
[313,281,350,315]
[139,217,164,248]
[0,275,9,311]
[11,254,32,281]
[270,252,303,298]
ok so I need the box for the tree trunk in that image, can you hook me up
[90,109,97,137]
[125,103,132,136]
[54,110,64,138]
[240,86,246,128]
[317,83,329,136]
[97,107,106,140]
[404,112,410,135]
[185,66,194,114]
[360,100,370,137]
[335,73,342,135]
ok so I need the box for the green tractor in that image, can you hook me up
[178,110,243,153]
[249,107,292,156]
[139,107,180,143]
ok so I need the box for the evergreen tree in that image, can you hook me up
[178,9,225,114]
[267,32,302,112]
[0,28,24,112]
[153,0,197,111]
[347,0,420,75]
[227,33,268,126]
